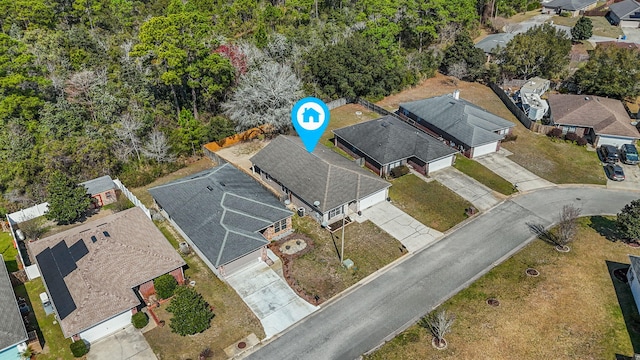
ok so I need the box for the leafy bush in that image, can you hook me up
[390,165,410,178]
[564,132,579,142]
[503,133,518,142]
[167,286,214,336]
[527,2,541,10]
[70,340,88,357]
[132,311,149,329]
[547,128,564,139]
[576,136,588,146]
[560,11,571,17]
[154,274,178,299]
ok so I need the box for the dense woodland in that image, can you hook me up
[0,0,637,215]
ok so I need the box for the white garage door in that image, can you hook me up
[428,155,455,173]
[472,142,499,158]
[620,20,639,28]
[358,189,388,211]
[597,135,635,148]
[79,310,132,343]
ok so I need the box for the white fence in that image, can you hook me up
[113,179,151,218]
[326,98,348,110]
[7,203,49,225]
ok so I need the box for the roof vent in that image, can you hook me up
[313,201,320,207]
[453,89,460,100]
[206,185,214,191]
[585,96,590,100]
[102,231,110,237]
[219,182,226,186]
[91,235,97,243]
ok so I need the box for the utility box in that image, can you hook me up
[342,259,354,269]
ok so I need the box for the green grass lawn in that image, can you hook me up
[389,175,473,232]
[366,217,639,359]
[454,155,516,195]
[324,104,379,144]
[549,15,623,38]
[0,231,18,272]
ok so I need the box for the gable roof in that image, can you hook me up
[332,116,458,165]
[474,33,515,54]
[80,175,117,196]
[399,94,515,147]
[609,0,640,20]
[250,136,391,213]
[29,207,185,338]
[544,0,597,10]
[548,94,640,139]
[0,255,28,351]
[149,163,291,268]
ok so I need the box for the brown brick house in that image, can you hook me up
[80,175,119,208]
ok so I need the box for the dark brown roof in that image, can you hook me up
[596,41,640,51]
[548,94,639,138]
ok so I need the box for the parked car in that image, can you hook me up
[600,145,619,163]
[621,144,639,165]
[604,164,625,181]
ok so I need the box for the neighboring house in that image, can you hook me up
[596,40,640,51]
[628,255,640,312]
[0,255,29,360]
[518,77,551,121]
[332,116,458,177]
[149,163,293,278]
[543,0,598,16]
[520,77,551,96]
[29,207,185,344]
[548,94,640,147]
[398,91,516,158]
[80,175,118,208]
[608,0,640,28]
[250,135,391,225]
[474,33,515,62]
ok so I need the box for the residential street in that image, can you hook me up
[245,186,639,360]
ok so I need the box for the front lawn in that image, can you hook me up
[288,216,404,304]
[365,217,639,359]
[144,221,264,360]
[549,15,623,38]
[454,155,517,195]
[389,175,473,232]
[0,231,18,272]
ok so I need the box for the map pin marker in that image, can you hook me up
[291,97,330,153]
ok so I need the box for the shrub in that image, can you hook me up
[70,340,88,357]
[576,136,588,146]
[564,132,579,142]
[154,274,178,299]
[167,286,214,336]
[502,133,518,142]
[390,165,410,178]
[547,128,564,138]
[132,311,149,329]
[527,1,541,10]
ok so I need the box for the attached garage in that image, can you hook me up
[472,142,499,158]
[79,310,132,343]
[620,20,640,28]
[358,189,388,211]
[428,155,456,173]
[596,135,636,148]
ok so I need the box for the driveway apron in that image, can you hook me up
[225,261,318,339]
[430,167,501,211]
[474,150,555,191]
[87,325,157,360]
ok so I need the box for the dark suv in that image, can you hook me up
[621,144,639,165]
[600,145,619,163]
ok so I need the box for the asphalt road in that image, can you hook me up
[245,187,640,360]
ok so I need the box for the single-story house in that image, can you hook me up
[250,135,391,225]
[543,0,598,16]
[628,255,640,312]
[547,94,640,147]
[398,91,516,158]
[80,175,118,208]
[0,255,29,360]
[29,207,185,344]
[332,116,458,177]
[149,163,293,278]
[474,33,515,62]
[608,0,640,28]
[597,40,640,51]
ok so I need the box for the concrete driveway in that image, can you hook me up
[622,27,640,44]
[225,261,318,339]
[431,167,502,211]
[87,325,157,360]
[606,162,640,190]
[474,150,555,191]
[356,201,443,252]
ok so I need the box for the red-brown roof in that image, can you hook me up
[596,41,640,51]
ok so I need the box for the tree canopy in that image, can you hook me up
[617,200,640,242]
[571,17,593,42]
[574,44,640,100]
[45,171,91,225]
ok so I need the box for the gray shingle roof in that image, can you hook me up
[544,0,597,10]
[80,175,116,196]
[400,94,515,148]
[332,116,458,166]
[609,0,640,20]
[0,255,28,351]
[474,33,515,54]
[250,136,391,213]
[630,255,640,283]
[149,163,291,268]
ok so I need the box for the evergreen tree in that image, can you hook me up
[440,31,486,80]
[617,199,640,242]
[571,17,593,41]
[45,171,91,225]
[166,286,214,336]
[574,44,640,99]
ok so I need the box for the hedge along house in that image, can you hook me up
[250,135,391,225]
[332,116,458,177]
[80,175,118,209]
[149,163,293,278]
[28,207,185,344]
[399,91,515,159]
[0,255,29,360]
[547,94,640,148]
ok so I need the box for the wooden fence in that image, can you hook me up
[488,82,533,129]
[530,122,555,135]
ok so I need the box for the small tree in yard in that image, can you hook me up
[154,274,178,299]
[420,309,455,349]
[166,286,214,336]
[45,171,91,225]
[617,199,640,243]
[571,17,593,42]
[131,311,149,329]
[556,204,581,250]
[70,340,88,357]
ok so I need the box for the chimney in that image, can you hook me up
[453,89,460,100]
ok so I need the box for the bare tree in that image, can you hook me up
[448,61,468,85]
[420,309,456,348]
[113,114,143,162]
[557,204,581,247]
[65,69,107,121]
[142,129,174,163]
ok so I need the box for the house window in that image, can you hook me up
[328,206,343,219]
[274,219,288,233]
[105,191,113,199]
[567,126,577,134]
